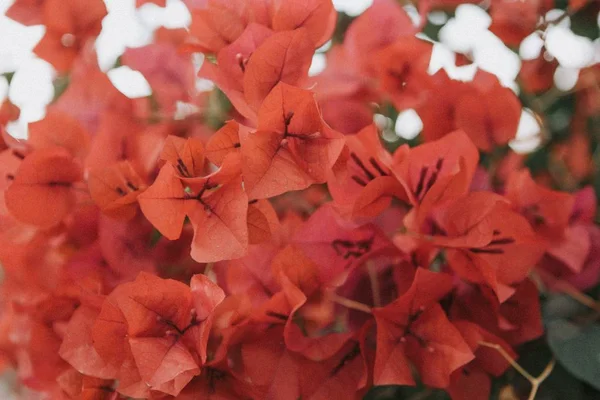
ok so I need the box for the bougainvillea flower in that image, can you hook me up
[505,169,575,242]
[86,112,166,180]
[451,279,544,346]
[489,0,549,46]
[391,129,479,231]
[374,37,434,110]
[447,321,516,400]
[59,305,118,380]
[0,149,24,215]
[57,369,118,400]
[248,247,354,361]
[122,43,196,115]
[139,151,249,262]
[5,0,46,25]
[88,161,147,220]
[159,135,206,179]
[97,214,156,280]
[271,0,337,48]
[373,268,473,387]
[5,147,83,227]
[241,326,366,400]
[242,29,314,113]
[188,0,271,53]
[419,70,521,151]
[537,187,600,289]
[241,82,345,199]
[199,24,274,120]
[329,124,405,218]
[0,99,21,127]
[344,0,422,76]
[453,71,521,151]
[28,111,90,159]
[247,198,279,244]
[90,272,224,397]
[33,0,108,73]
[432,192,544,299]
[520,49,559,94]
[51,46,131,134]
[291,204,399,284]
[206,120,245,166]
[200,27,314,121]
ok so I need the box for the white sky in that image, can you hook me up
[0,0,597,153]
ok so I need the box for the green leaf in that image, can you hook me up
[543,294,588,323]
[547,319,600,390]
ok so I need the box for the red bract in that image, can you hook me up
[88,161,146,220]
[122,43,197,116]
[188,0,334,53]
[375,37,434,109]
[372,268,473,387]
[90,272,224,397]
[329,124,405,219]
[448,321,516,400]
[432,192,544,299]
[344,0,421,75]
[201,28,315,120]
[188,0,271,53]
[28,111,90,159]
[489,0,551,46]
[419,71,521,151]
[391,129,479,230]
[5,147,83,227]
[271,0,337,48]
[139,137,249,262]
[505,169,575,241]
[29,0,107,73]
[241,82,344,199]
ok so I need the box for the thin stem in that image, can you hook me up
[556,281,600,313]
[479,341,555,400]
[367,262,382,307]
[330,293,372,314]
[479,341,535,381]
[534,269,600,313]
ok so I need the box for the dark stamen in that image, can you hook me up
[435,158,444,170]
[233,143,241,148]
[12,150,25,160]
[284,111,294,126]
[48,181,71,188]
[369,157,388,176]
[488,237,515,246]
[350,153,375,180]
[423,170,439,194]
[330,345,360,377]
[469,248,504,254]
[126,181,138,191]
[177,158,191,177]
[352,175,367,187]
[266,311,288,321]
[116,187,126,196]
[414,166,428,199]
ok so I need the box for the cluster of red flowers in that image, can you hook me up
[0,0,598,399]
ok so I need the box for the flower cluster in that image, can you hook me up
[0,0,598,399]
